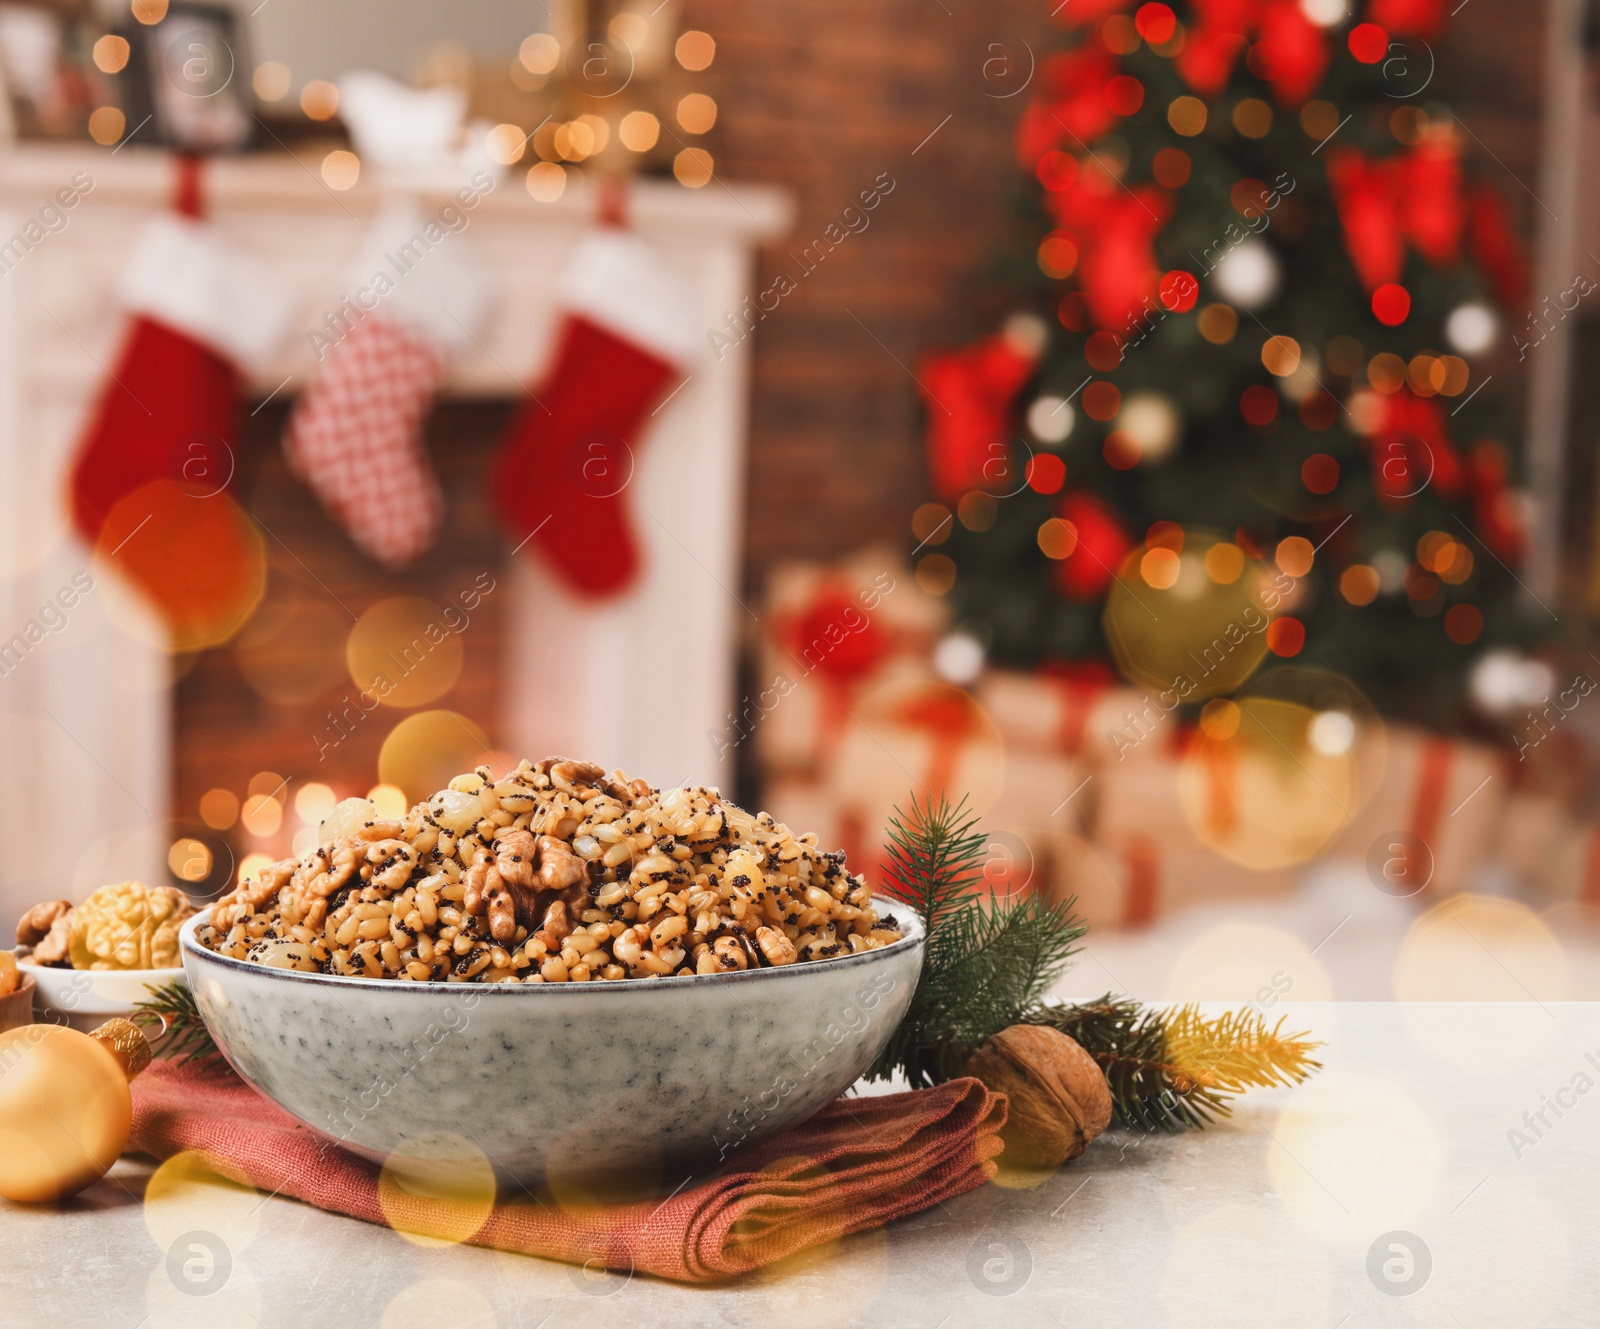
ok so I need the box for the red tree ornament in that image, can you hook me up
[1053,491,1133,600]
[1367,391,1467,503]
[917,334,1039,503]
[1327,140,1464,291]
[1178,0,1327,106]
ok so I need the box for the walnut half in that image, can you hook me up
[464,830,590,943]
[16,900,72,947]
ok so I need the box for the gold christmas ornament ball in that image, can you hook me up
[0,1022,138,1202]
[1103,528,1276,701]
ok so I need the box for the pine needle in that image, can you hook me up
[132,979,224,1065]
[1041,995,1321,1130]
[869,793,1088,1086]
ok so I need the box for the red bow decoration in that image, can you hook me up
[1015,48,1122,168]
[1466,185,1529,309]
[781,585,890,686]
[917,334,1038,503]
[1365,390,1467,504]
[1052,490,1134,600]
[1326,139,1464,291]
[1365,0,1447,38]
[1047,173,1173,332]
[1466,439,1526,563]
[1177,0,1328,107]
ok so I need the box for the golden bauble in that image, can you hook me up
[0,1024,132,1203]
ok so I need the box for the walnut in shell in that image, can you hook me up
[965,1024,1113,1169]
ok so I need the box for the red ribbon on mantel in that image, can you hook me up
[173,153,205,219]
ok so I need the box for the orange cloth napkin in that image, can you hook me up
[129,1061,1006,1283]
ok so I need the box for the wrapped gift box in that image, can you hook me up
[754,546,946,777]
[1326,725,1508,896]
[976,668,1182,768]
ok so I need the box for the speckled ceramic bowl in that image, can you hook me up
[179,902,923,1188]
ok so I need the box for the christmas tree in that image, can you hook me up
[917,0,1541,727]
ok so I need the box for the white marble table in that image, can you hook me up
[3,998,1597,1329]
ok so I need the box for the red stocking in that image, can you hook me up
[489,227,694,598]
[66,159,287,644]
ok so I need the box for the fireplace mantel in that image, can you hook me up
[0,144,792,914]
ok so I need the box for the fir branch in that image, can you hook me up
[865,796,1321,1128]
[869,795,1087,1087]
[1037,995,1321,1131]
[132,979,223,1065]
[880,792,989,933]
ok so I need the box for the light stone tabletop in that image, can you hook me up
[7,868,1600,1327]
[3,999,1598,1329]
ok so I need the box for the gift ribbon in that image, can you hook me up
[1121,834,1160,929]
[1582,828,1600,908]
[777,583,892,763]
[1038,662,1115,756]
[173,153,205,220]
[1407,736,1454,895]
[892,689,982,798]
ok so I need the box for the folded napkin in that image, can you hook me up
[129,1061,1006,1283]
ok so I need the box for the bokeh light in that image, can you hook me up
[346,597,466,709]
[1180,670,1382,869]
[377,1132,496,1247]
[93,35,130,73]
[143,1149,261,1250]
[322,150,361,190]
[378,711,490,805]
[367,783,409,820]
[381,1279,498,1329]
[88,107,125,145]
[166,837,212,884]
[1267,1068,1443,1240]
[619,110,660,152]
[674,148,714,187]
[300,80,339,120]
[676,93,718,134]
[1394,893,1569,1001]
[252,61,290,100]
[520,33,560,74]
[240,794,283,839]
[675,29,716,70]
[1103,529,1275,700]
[199,788,239,830]
[1167,923,1332,1002]
[526,162,566,202]
[234,577,350,705]
[95,482,267,655]
[294,783,337,826]
[486,122,527,164]
[237,852,273,885]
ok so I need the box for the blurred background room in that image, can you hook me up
[0,0,1595,1006]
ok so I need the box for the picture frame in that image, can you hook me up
[120,1,253,152]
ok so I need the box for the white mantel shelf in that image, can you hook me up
[0,143,792,234]
[0,144,792,916]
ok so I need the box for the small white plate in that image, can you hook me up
[19,961,184,1024]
